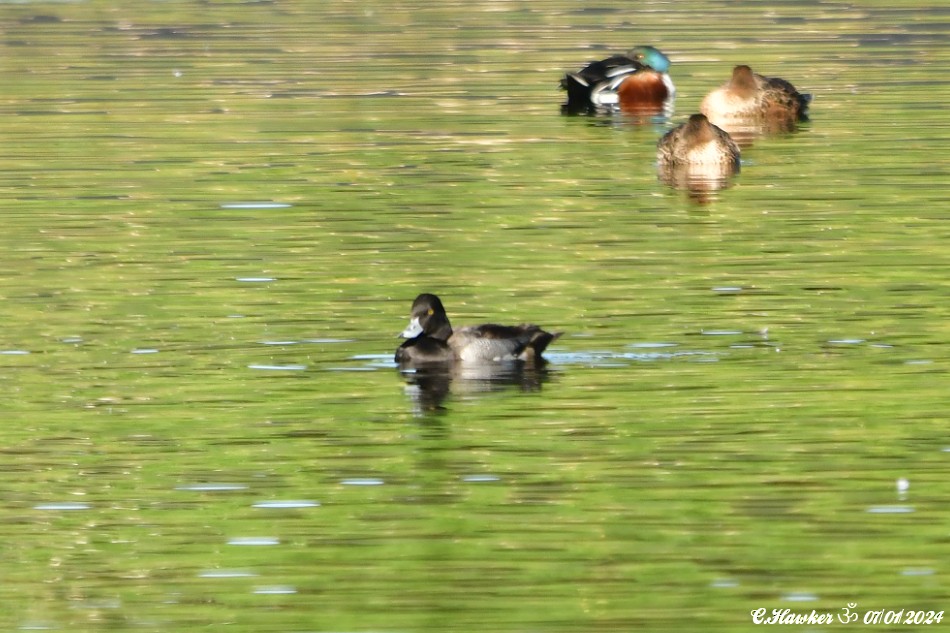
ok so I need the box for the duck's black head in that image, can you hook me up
[399,293,453,341]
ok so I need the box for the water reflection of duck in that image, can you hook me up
[401,362,555,413]
[395,293,561,365]
[560,46,675,116]
[700,65,811,137]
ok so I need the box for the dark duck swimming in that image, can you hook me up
[395,293,561,365]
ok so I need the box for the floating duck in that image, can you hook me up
[657,114,740,168]
[700,64,811,135]
[396,293,561,365]
[657,114,740,202]
[561,46,675,116]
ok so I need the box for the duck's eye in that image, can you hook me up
[427,308,434,316]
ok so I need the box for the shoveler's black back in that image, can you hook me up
[573,55,644,85]
[560,55,645,114]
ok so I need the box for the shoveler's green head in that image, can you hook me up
[628,46,671,73]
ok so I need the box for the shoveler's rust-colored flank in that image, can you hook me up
[616,71,672,115]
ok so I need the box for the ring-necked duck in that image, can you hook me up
[395,293,561,365]
[561,45,675,115]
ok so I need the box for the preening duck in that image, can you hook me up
[700,64,810,132]
[657,113,740,168]
[561,45,675,116]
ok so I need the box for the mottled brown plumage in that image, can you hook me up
[700,65,810,131]
[657,114,740,168]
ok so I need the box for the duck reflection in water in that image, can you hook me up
[395,293,561,412]
[656,113,740,203]
[400,361,556,413]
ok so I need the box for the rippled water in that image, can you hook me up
[2,1,948,631]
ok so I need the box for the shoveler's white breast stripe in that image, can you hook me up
[663,73,676,98]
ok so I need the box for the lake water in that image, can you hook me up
[2,1,948,631]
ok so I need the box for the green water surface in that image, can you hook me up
[1,1,948,631]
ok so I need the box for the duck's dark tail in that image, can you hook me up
[560,73,594,114]
[522,328,563,362]
[766,76,812,121]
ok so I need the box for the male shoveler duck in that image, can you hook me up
[700,64,811,132]
[395,293,561,365]
[657,114,740,169]
[561,45,675,115]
